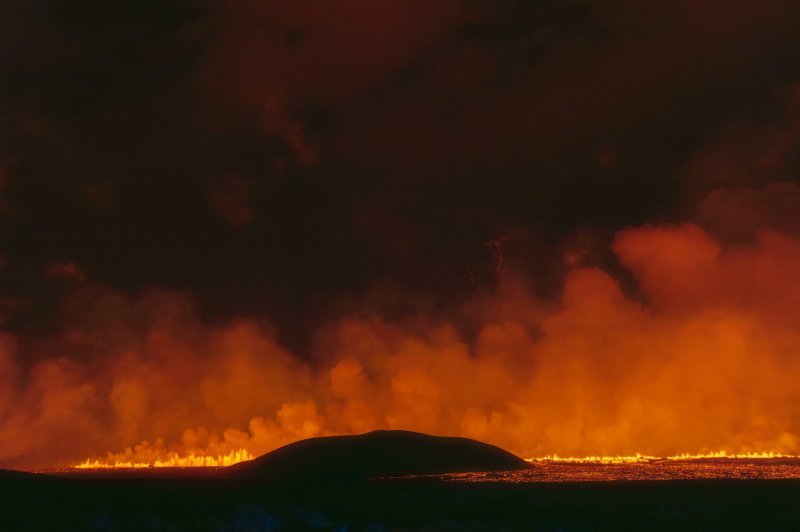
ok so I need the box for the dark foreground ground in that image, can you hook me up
[1,472,799,531]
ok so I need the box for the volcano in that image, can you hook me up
[229,430,530,481]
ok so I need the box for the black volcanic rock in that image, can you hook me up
[229,430,529,481]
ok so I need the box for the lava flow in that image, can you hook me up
[75,449,253,469]
[527,451,800,464]
[429,457,800,484]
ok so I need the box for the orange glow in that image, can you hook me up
[75,449,253,469]
[527,451,799,464]
[3,222,800,471]
[430,459,800,483]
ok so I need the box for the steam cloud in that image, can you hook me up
[2,211,800,468]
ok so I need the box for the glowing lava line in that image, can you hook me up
[74,449,800,470]
[526,451,798,464]
[75,449,253,469]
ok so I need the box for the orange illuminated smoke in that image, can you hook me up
[5,223,800,472]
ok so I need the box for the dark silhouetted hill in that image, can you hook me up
[229,430,529,481]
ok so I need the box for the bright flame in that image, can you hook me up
[527,451,799,464]
[75,449,253,469]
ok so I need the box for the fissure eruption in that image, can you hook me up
[1,1,800,479]
[1,221,794,471]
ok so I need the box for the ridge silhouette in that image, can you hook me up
[229,430,529,481]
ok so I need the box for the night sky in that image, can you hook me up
[2,0,797,345]
[2,1,800,468]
